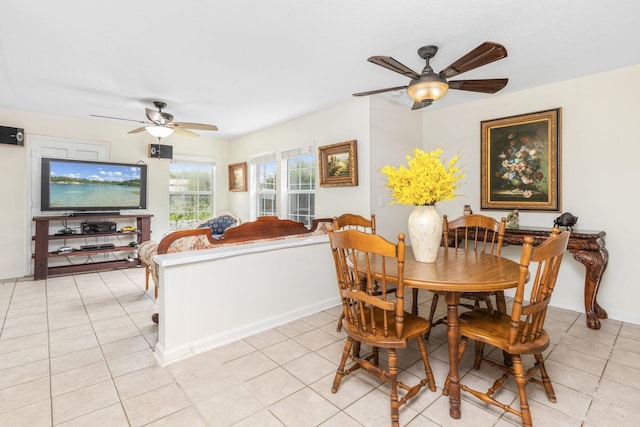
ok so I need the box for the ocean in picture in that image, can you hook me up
[50,183,141,207]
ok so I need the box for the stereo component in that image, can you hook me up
[0,126,24,146]
[81,221,117,234]
[148,144,173,159]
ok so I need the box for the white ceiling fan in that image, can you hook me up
[91,101,218,138]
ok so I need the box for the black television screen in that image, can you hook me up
[41,158,148,213]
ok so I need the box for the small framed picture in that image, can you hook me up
[228,162,247,192]
[318,140,358,187]
[481,108,561,211]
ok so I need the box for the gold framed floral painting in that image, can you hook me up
[481,108,561,211]
[319,140,358,187]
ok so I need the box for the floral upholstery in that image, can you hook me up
[166,234,213,253]
[138,213,240,296]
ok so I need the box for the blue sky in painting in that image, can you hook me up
[50,161,142,183]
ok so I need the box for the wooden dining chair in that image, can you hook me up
[332,213,377,332]
[328,228,436,427]
[445,228,570,427]
[419,214,507,337]
[333,212,376,234]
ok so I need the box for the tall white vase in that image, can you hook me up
[407,205,442,263]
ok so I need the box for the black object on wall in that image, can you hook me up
[148,144,173,159]
[0,126,24,146]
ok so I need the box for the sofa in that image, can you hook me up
[138,212,240,297]
[138,215,331,299]
[152,216,336,365]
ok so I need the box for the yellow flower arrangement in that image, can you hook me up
[381,147,464,206]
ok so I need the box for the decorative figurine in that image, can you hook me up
[463,205,473,216]
[506,209,519,228]
[554,212,578,231]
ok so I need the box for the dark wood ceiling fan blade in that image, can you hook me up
[90,114,150,125]
[353,85,408,97]
[448,78,508,93]
[172,122,218,131]
[439,42,508,79]
[368,56,420,79]
[127,127,147,134]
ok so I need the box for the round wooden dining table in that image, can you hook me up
[359,246,522,420]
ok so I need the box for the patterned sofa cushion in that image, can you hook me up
[197,213,240,238]
[138,213,241,289]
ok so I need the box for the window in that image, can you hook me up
[251,153,277,218]
[169,158,215,229]
[282,147,316,227]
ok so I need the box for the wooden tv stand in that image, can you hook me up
[32,214,152,280]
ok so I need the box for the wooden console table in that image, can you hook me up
[502,227,608,330]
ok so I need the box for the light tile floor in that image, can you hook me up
[1,268,639,426]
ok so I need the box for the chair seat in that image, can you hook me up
[459,310,550,355]
[343,309,430,349]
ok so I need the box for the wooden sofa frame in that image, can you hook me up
[157,216,330,253]
[141,216,332,297]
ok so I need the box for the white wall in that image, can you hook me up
[0,129,28,279]
[229,98,372,222]
[0,107,230,279]
[368,96,423,242]
[420,64,640,324]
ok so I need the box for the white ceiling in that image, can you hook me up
[1,1,639,139]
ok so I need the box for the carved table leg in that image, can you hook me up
[444,292,461,419]
[572,247,609,329]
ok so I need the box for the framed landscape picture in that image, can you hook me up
[228,162,247,192]
[318,140,358,187]
[481,108,561,211]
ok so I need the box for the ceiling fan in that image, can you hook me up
[91,101,218,138]
[353,42,508,110]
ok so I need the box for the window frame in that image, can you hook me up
[281,147,316,227]
[250,152,277,220]
[168,155,216,230]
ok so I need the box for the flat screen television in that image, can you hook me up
[41,157,148,214]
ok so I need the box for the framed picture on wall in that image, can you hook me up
[228,162,247,192]
[318,140,358,187]
[481,108,561,211]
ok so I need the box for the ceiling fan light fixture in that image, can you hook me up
[145,125,174,138]
[406,78,449,103]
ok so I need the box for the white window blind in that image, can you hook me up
[281,145,315,159]
[250,152,276,165]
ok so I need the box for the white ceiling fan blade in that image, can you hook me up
[173,122,218,131]
[128,126,148,134]
[91,114,150,125]
[171,126,199,138]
